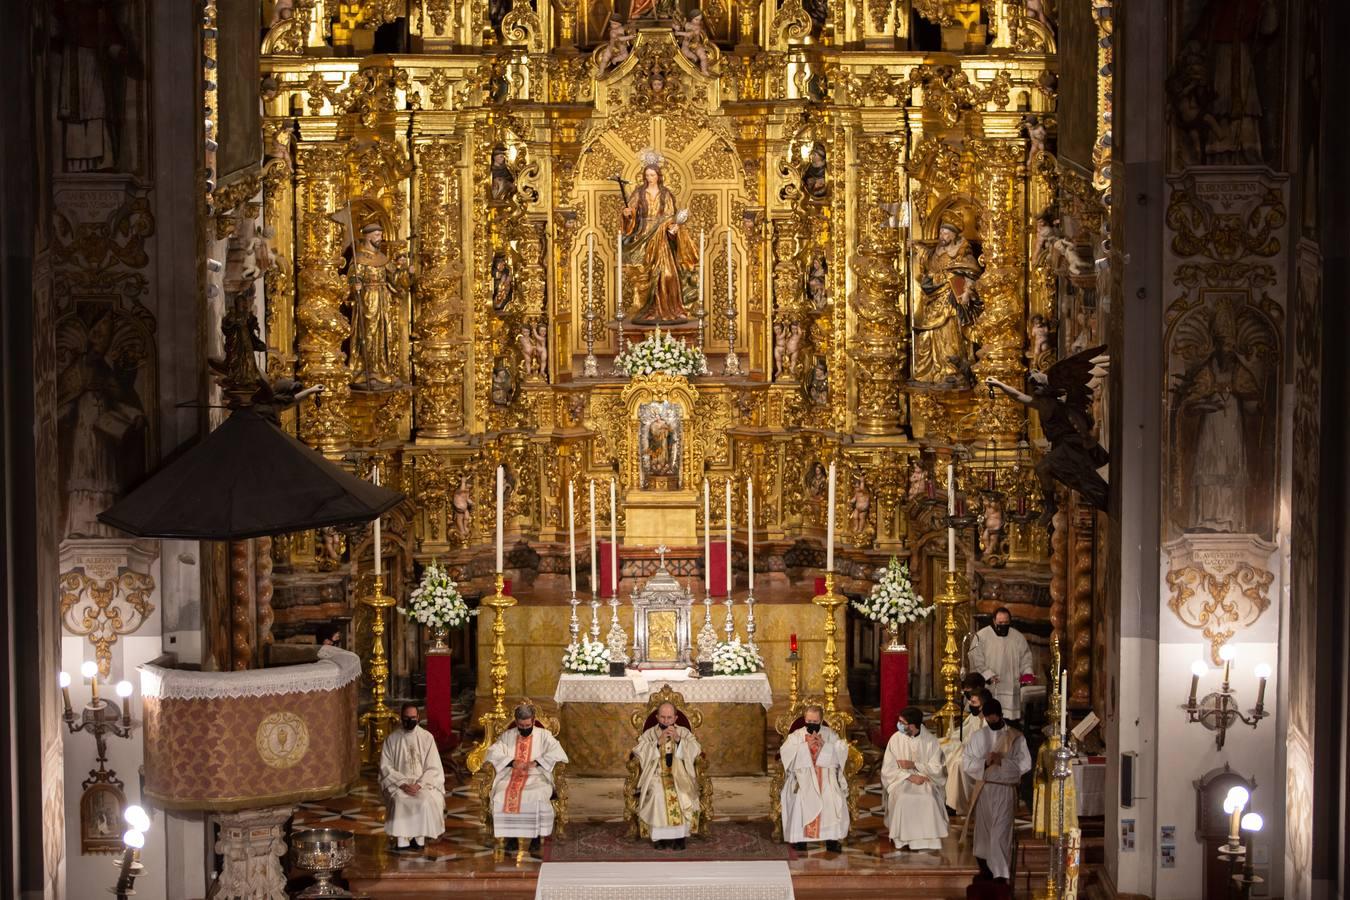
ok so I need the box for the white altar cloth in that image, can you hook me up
[553,670,773,708]
[535,861,794,900]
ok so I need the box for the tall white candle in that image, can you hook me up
[1060,668,1068,738]
[372,467,382,576]
[609,478,618,595]
[699,230,705,310]
[496,465,505,574]
[617,230,623,312]
[589,479,597,598]
[826,461,835,572]
[567,480,577,594]
[725,227,733,307]
[704,479,711,595]
[723,477,734,599]
[947,462,956,574]
[747,476,754,591]
[587,233,595,310]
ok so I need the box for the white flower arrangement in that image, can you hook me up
[400,562,476,629]
[853,557,931,630]
[562,638,611,674]
[711,637,763,675]
[614,329,707,377]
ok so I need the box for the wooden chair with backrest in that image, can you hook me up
[622,684,715,839]
[768,696,864,842]
[469,698,569,860]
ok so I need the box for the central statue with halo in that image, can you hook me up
[619,148,698,326]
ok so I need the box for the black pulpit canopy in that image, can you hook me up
[98,406,404,540]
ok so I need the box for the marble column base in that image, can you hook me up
[206,804,293,900]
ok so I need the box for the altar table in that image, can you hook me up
[554,670,771,776]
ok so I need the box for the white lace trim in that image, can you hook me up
[553,671,773,708]
[139,647,363,701]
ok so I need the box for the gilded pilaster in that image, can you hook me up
[294,142,353,452]
[413,139,468,440]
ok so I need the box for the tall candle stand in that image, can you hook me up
[722,296,743,376]
[934,571,966,737]
[723,594,736,643]
[359,575,400,763]
[582,300,599,378]
[812,573,846,723]
[1051,741,1075,898]
[568,592,581,646]
[786,647,801,709]
[468,575,517,772]
[589,598,602,640]
[611,294,629,375]
[695,303,711,374]
[744,593,758,656]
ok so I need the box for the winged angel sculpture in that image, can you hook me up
[986,344,1110,527]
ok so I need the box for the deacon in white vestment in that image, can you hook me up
[379,704,446,849]
[943,676,990,815]
[779,704,849,851]
[967,607,1034,720]
[960,699,1032,881]
[881,707,948,851]
[483,703,569,854]
[632,702,703,849]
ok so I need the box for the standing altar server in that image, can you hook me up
[967,607,1035,721]
[960,698,1032,882]
[379,703,446,850]
[779,704,849,852]
[881,707,949,851]
[944,675,991,815]
[484,703,569,856]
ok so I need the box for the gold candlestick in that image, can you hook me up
[787,651,801,710]
[812,573,845,723]
[359,574,400,763]
[935,571,965,736]
[468,574,516,772]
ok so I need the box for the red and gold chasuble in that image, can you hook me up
[502,732,534,814]
[803,740,824,839]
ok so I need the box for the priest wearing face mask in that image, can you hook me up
[633,701,703,850]
[967,607,1034,722]
[943,676,991,816]
[379,703,446,851]
[778,704,849,852]
[960,698,1032,883]
[881,707,948,851]
[483,703,569,857]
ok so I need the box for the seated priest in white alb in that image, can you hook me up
[881,707,949,851]
[379,703,446,851]
[967,607,1035,722]
[960,698,1032,883]
[943,675,990,816]
[779,704,849,853]
[484,703,569,857]
[633,702,703,850]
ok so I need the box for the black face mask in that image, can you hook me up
[402,717,418,731]
[987,719,1005,731]
[518,726,533,737]
[969,704,980,715]
[993,623,1010,637]
[805,723,822,734]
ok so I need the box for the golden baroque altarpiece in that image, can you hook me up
[238,0,1112,704]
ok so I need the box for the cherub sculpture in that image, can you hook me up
[849,475,871,534]
[595,19,636,75]
[518,322,548,377]
[452,475,474,541]
[986,344,1110,527]
[673,11,713,76]
[979,495,1005,559]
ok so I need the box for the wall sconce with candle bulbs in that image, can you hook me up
[61,662,137,783]
[114,805,151,900]
[1181,644,1269,749]
[1233,812,1265,900]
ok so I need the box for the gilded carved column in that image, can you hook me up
[849,132,907,435]
[970,138,1027,440]
[294,143,353,452]
[413,139,468,439]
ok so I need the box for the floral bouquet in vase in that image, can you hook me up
[562,638,611,674]
[712,637,763,675]
[614,328,707,377]
[401,562,476,653]
[853,557,930,650]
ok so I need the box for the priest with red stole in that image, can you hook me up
[484,703,569,856]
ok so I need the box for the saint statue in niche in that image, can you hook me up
[491,252,513,312]
[801,144,828,200]
[638,400,682,490]
[620,150,698,325]
[347,222,407,390]
[489,145,516,202]
[54,0,144,172]
[911,212,984,387]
